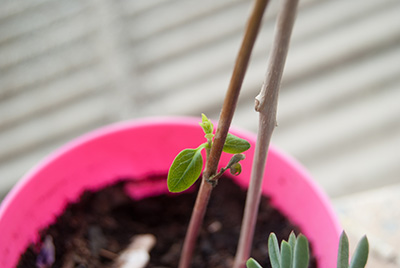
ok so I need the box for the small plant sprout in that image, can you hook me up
[337,231,369,268]
[167,114,250,193]
[247,231,369,268]
[246,232,310,268]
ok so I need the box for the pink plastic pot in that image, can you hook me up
[0,117,341,267]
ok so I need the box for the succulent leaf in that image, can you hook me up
[268,233,281,268]
[280,241,292,268]
[246,258,264,268]
[349,236,369,268]
[288,231,296,262]
[293,234,309,268]
[337,231,350,268]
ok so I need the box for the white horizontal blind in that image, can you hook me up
[1,0,399,197]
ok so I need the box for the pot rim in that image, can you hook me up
[0,116,341,268]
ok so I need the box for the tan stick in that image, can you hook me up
[178,1,269,267]
[233,0,299,267]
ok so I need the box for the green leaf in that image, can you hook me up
[246,258,264,268]
[223,133,251,154]
[288,231,296,262]
[337,231,350,268]
[229,163,242,176]
[349,236,369,268]
[167,148,203,193]
[293,234,309,268]
[280,241,292,268]
[268,233,281,268]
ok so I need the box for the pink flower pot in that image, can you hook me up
[0,117,341,267]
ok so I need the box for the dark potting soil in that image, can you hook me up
[18,177,317,268]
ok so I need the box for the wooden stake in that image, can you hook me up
[233,0,299,267]
[178,1,269,267]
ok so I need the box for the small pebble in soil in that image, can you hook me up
[115,234,156,268]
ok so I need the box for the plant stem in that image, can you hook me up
[178,1,268,267]
[233,0,299,267]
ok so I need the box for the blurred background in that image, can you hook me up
[0,0,399,266]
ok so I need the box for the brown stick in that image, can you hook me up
[178,1,269,267]
[233,0,299,267]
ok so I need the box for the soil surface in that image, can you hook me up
[18,176,317,268]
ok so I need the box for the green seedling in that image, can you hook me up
[247,231,369,268]
[167,114,250,193]
[337,231,369,268]
[247,232,309,268]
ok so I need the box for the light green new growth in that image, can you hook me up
[167,114,250,193]
[337,231,369,268]
[247,232,309,268]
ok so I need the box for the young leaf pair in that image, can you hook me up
[167,114,251,193]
